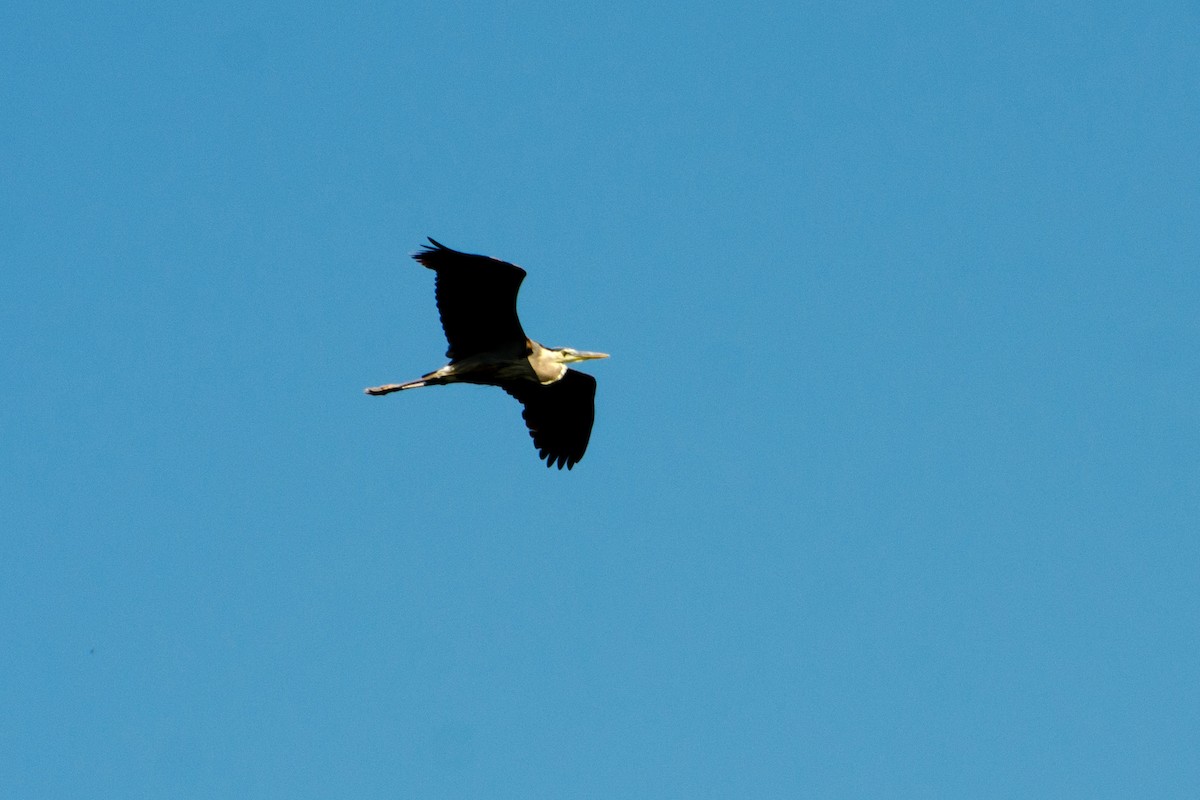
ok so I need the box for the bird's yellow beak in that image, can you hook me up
[569,350,610,363]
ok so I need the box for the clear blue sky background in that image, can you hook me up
[2,1,1197,797]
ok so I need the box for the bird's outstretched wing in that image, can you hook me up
[413,238,528,360]
[502,369,598,470]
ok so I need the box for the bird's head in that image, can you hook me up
[554,347,610,364]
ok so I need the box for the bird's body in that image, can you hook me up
[366,239,608,469]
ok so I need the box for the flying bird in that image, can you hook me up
[365,238,609,469]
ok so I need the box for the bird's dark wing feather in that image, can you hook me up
[413,238,528,360]
[502,369,597,470]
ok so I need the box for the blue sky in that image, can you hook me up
[2,1,1197,797]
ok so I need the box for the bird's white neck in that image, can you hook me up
[527,341,569,384]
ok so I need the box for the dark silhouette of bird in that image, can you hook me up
[366,238,608,469]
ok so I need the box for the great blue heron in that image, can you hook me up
[365,238,609,470]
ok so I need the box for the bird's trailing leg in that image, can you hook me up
[364,379,427,395]
[365,366,452,395]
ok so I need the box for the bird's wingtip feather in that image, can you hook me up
[413,237,448,265]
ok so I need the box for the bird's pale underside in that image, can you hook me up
[365,238,608,470]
